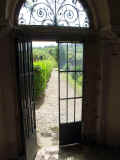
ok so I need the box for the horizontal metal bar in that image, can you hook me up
[60,121,81,125]
[60,70,83,73]
[19,72,33,76]
[60,97,83,100]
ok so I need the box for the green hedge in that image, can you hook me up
[33,60,53,99]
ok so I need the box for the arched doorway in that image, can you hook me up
[15,0,93,159]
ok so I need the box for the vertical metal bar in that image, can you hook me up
[81,43,84,121]
[66,43,68,123]
[25,41,30,136]
[29,41,32,132]
[20,41,27,136]
[29,41,33,133]
[28,40,32,135]
[16,39,26,156]
[74,43,77,122]
[29,41,33,132]
[58,42,61,125]
[31,40,36,130]
[55,0,57,25]
[30,41,33,133]
[24,41,30,137]
[26,41,30,137]
[22,41,27,137]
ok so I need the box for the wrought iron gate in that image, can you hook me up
[58,42,83,146]
[16,39,37,160]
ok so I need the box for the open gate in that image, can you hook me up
[16,38,83,157]
[58,42,83,146]
[16,39,37,160]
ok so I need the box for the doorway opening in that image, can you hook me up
[33,41,59,149]
[31,41,84,158]
[16,0,90,159]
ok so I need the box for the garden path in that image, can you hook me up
[35,69,82,159]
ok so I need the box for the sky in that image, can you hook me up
[32,41,57,48]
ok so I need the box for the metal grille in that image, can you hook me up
[58,42,83,145]
[16,39,36,138]
[18,0,89,28]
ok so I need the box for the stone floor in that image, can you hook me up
[35,144,120,160]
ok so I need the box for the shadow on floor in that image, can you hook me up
[59,144,120,160]
[36,144,120,160]
[35,94,45,110]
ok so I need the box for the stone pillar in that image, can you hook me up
[102,40,120,147]
[95,30,120,146]
[95,39,111,145]
[82,36,101,144]
[82,31,120,146]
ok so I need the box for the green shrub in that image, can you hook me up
[33,48,58,68]
[77,75,83,86]
[33,60,53,99]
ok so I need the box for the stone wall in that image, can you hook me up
[1,0,120,158]
[0,29,22,159]
[102,41,120,147]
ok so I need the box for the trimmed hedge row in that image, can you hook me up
[33,60,53,99]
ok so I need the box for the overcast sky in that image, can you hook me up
[32,41,57,48]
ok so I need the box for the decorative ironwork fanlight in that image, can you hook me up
[18,0,89,28]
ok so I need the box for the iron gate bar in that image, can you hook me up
[58,42,83,146]
[30,41,33,134]
[31,41,36,131]
[16,40,26,156]
[60,70,83,72]
[28,41,32,136]
[22,41,28,137]
[66,43,68,123]
[58,43,61,125]
[16,38,37,159]
[59,122,81,145]
[25,41,29,137]
[21,41,27,137]
[26,41,30,137]
[60,97,83,100]
[74,43,77,122]
[24,41,30,138]
[23,41,26,136]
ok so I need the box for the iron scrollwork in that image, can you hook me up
[18,0,89,28]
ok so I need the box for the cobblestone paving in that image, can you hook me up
[35,69,82,159]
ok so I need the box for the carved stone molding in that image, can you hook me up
[99,30,118,41]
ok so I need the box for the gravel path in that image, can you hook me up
[35,69,82,159]
[36,69,59,148]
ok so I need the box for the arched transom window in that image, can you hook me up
[18,0,90,28]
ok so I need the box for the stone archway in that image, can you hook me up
[0,0,114,159]
[5,0,111,30]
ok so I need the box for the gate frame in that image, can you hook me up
[15,25,98,159]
